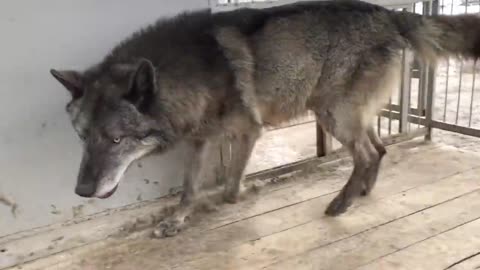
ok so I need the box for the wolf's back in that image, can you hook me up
[392,10,480,61]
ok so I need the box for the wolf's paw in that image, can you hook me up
[152,215,189,238]
[168,186,183,197]
[197,199,218,213]
[360,184,371,196]
[223,182,256,204]
[223,192,239,204]
[250,181,263,194]
[325,195,352,216]
[360,178,376,196]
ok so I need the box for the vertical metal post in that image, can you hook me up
[425,64,436,141]
[316,122,332,157]
[468,61,477,127]
[454,0,469,125]
[388,97,393,135]
[398,5,414,134]
[425,0,438,141]
[417,60,427,117]
[399,50,412,133]
[455,61,464,125]
[416,1,432,119]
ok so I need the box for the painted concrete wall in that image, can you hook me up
[0,0,210,237]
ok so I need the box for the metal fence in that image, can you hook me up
[210,0,480,180]
[430,0,480,137]
[387,0,480,140]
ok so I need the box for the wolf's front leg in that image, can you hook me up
[154,139,209,238]
[223,128,260,204]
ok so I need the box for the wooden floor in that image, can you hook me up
[16,140,480,270]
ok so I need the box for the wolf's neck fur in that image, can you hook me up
[151,84,225,141]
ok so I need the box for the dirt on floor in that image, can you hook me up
[0,194,17,218]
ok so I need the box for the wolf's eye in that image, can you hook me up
[113,138,121,144]
[78,131,88,141]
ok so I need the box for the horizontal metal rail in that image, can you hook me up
[380,109,480,138]
[211,0,425,12]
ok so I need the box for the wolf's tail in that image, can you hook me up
[392,11,480,62]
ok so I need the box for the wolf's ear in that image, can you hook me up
[124,58,156,113]
[50,69,84,99]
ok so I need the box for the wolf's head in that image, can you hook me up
[51,59,176,198]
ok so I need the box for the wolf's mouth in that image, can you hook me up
[97,184,119,199]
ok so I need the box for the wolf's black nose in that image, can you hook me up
[75,183,96,197]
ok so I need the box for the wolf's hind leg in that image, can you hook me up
[361,127,387,196]
[315,110,380,216]
[330,130,380,215]
[325,129,379,216]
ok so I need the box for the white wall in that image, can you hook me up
[0,0,209,237]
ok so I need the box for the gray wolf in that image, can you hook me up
[50,0,480,237]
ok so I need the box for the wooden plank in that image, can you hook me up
[18,145,480,270]
[355,218,480,270]
[265,176,480,270]
[448,251,480,270]
[180,166,480,270]
[0,140,430,269]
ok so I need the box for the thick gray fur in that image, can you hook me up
[50,0,480,237]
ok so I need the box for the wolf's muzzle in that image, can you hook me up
[75,183,96,198]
